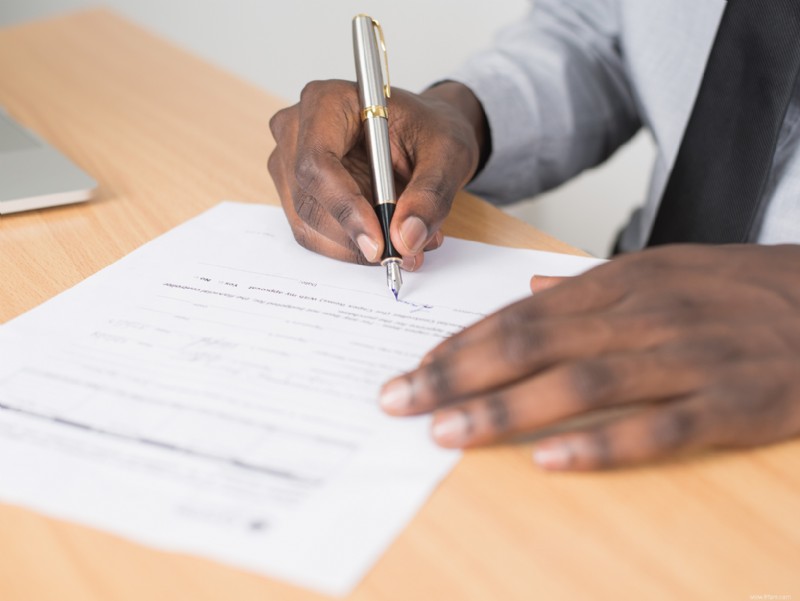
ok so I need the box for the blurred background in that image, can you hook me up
[1,0,655,257]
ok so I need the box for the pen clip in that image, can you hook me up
[370,17,391,99]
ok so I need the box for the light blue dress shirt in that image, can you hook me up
[449,0,800,251]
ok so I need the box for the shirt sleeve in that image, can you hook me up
[447,0,641,204]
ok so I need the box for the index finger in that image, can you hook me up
[423,263,623,365]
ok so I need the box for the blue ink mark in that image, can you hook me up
[398,299,433,313]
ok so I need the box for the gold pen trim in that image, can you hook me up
[354,14,391,98]
[370,17,391,99]
[361,105,389,121]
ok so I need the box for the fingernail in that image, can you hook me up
[399,216,428,253]
[533,442,572,470]
[432,411,469,446]
[380,379,413,413]
[357,234,379,262]
[401,254,418,271]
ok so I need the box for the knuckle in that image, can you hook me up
[633,295,701,331]
[497,327,530,368]
[421,358,455,401]
[584,430,613,469]
[293,194,325,229]
[662,334,741,363]
[294,154,323,193]
[658,291,702,316]
[443,136,479,176]
[713,379,773,419]
[299,80,324,103]
[567,360,618,409]
[650,408,697,451]
[412,175,454,213]
[267,149,281,178]
[269,108,291,138]
[615,253,664,282]
[485,395,512,434]
[496,309,544,369]
[702,377,787,447]
[328,197,358,228]
[298,80,352,107]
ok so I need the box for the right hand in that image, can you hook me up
[268,80,488,270]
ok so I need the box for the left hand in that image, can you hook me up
[379,244,800,470]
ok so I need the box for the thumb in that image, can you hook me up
[530,275,568,294]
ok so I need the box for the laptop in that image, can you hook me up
[0,107,96,214]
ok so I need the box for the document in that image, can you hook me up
[0,202,603,596]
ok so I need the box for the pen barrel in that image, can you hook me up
[375,202,401,262]
[353,15,398,263]
[352,15,387,111]
[363,115,396,206]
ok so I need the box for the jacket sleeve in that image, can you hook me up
[447,0,641,204]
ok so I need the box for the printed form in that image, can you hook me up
[0,203,602,596]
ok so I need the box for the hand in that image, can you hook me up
[379,244,800,470]
[268,80,488,270]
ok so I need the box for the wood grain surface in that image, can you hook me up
[0,10,798,601]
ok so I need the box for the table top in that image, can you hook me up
[1,10,798,601]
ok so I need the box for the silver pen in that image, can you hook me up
[352,14,402,300]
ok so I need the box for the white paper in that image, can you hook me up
[0,202,603,596]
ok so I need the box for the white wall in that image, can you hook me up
[1,0,655,257]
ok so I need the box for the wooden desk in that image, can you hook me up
[0,10,798,601]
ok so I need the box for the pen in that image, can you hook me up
[352,14,402,300]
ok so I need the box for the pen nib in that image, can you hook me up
[386,261,402,301]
